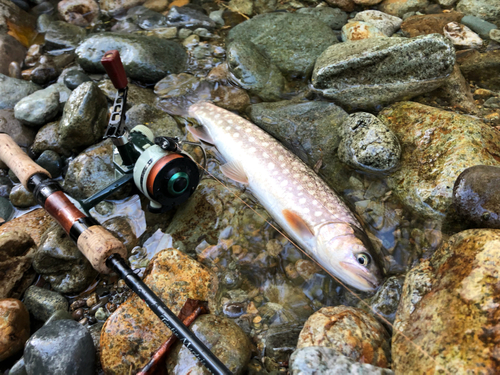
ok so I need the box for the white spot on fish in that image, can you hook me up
[262,142,269,147]
[313,200,319,206]
[249,147,256,153]
[233,133,240,138]
[280,180,288,187]
[245,128,251,133]
[249,137,256,142]
[303,208,310,214]
[264,153,269,159]
[225,126,231,131]
[268,163,275,170]
[298,186,303,191]
[299,198,306,204]
[315,211,322,217]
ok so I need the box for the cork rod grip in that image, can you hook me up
[0,134,51,188]
[77,225,128,274]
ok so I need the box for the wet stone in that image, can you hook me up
[297,306,391,367]
[8,357,27,375]
[312,34,455,110]
[434,63,478,114]
[57,0,99,27]
[456,49,500,91]
[0,299,30,361]
[264,325,303,364]
[35,150,63,179]
[400,12,464,37]
[491,29,500,42]
[43,21,87,51]
[352,10,403,36]
[379,0,429,18]
[98,79,156,108]
[166,314,252,375]
[456,0,500,27]
[9,184,37,208]
[0,109,37,149]
[0,196,13,220]
[0,74,41,110]
[165,5,216,30]
[24,319,95,375]
[341,21,387,41]
[23,286,68,322]
[461,15,497,39]
[63,70,91,90]
[296,7,348,30]
[124,103,182,138]
[32,223,98,294]
[31,121,71,157]
[0,34,26,77]
[14,86,60,127]
[102,216,138,254]
[99,0,146,17]
[484,97,500,109]
[338,113,401,174]
[443,22,483,49]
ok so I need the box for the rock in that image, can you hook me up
[444,21,483,48]
[142,0,168,12]
[392,229,500,373]
[400,12,464,37]
[165,6,216,30]
[14,86,60,126]
[452,165,500,228]
[352,10,402,36]
[297,306,391,367]
[228,12,338,78]
[378,102,500,220]
[102,216,138,253]
[325,0,355,12]
[35,150,63,178]
[456,0,500,27]
[484,97,500,109]
[456,49,500,91]
[98,79,156,108]
[0,196,13,220]
[0,74,40,110]
[44,21,87,51]
[46,82,72,107]
[124,103,182,138]
[166,314,252,374]
[0,0,37,45]
[154,72,204,98]
[312,34,455,110]
[8,357,27,375]
[491,28,500,42]
[33,223,98,294]
[63,69,91,90]
[341,21,387,41]
[353,0,383,5]
[9,184,37,208]
[31,121,71,157]
[100,249,218,374]
[246,100,348,179]
[338,113,401,174]
[23,286,68,322]
[263,324,303,363]
[0,109,37,148]
[100,0,145,17]
[45,309,73,324]
[0,34,26,76]
[296,7,348,29]
[76,33,186,83]
[290,347,394,375]
[434,63,478,114]
[226,40,285,101]
[461,15,498,39]
[58,81,107,150]
[379,0,429,18]
[29,61,59,86]
[210,85,250,113]
[0,299,30,361]
[58,0,99,27]
[24,319,95,375]
[0,209,54,247]
[133,7,169,30]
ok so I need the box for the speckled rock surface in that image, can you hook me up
[166,314,252,375]
[297,306,391,367]
[100,249,218,375]
[401,12,464,37]
[341,21,387,41]
[312,34,455,110]
[392,229,500,373]
[227,12,338,78]
[359,275,405,325]
[444,22,483,49]
[296,7,348,30]
[31,121,71,157]
[453,165,500,228]
[379,0,429,18]
[338,113,401,174]
[290,347,394,375]
[0,74,40,110]
[378,102,500,220]
[456,0,500,27]
[9,184,37,208]
[0,209,54,246]
[352,11,402,36]
[0,298,30,361]
[23,286,68,322]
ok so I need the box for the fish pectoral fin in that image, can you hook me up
[220,161,249,184]
[282,209,314,241]
[187,125,214,144]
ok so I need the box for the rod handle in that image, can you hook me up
[101,50,128,90]
[0,134,51,189]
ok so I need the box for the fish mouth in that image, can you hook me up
[340,261,379,291]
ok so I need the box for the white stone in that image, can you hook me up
[444,22,483,49]
[353,10,403,36]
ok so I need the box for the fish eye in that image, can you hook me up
[357,253,371,267]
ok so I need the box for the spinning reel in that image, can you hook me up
[78,50,204,214]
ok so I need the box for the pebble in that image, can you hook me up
[296,7,348,30]
[9,184,37,208]
[14,86,60,127]
[352,10,403,36]
[460,15,497,39]
[444,21,483,48]
[0,74,41,110]
[0,196,13,221]
[490,28,500,42]
[360,275,405,325]
[63,69,91,90]
[23,286,69,322]
[0,299,30,361]
[24,319,95,375]
[57,0,99,26]
[341,21,387,41]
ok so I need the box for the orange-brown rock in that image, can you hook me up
[392,229,500,373]
[401,12,464,37]
[0,208,55,246]
[297,306,391,368]
[0,0,37,47]
[0,298,30,361]
[100,249,218,375]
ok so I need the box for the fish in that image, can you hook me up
[187,102,383,292]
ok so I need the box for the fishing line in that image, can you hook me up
[190,156,450,374]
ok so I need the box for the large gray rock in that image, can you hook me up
[0,74,41,110]
[227,12,338,78]
[296,6,348,30]
[457,0,500,27]
[0,34,26,76]
[14,86,60,126]
[57,81,107,150]
[76,33,187,83]
[227,40,285,101]
[44,21,87,51]
[24,319,95,375]
[312,34,455,110]
[164,6,216,30]
[31,121,72,157]
[379,0,429,18]
[23,286,68,322]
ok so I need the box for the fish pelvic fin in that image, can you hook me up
[187,125,215,144]
[282,209,314,241]
[220,161,249,184]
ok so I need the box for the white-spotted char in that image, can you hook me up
[188,102,382,291]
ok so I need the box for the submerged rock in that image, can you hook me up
[392,229,500,373]
[23,286,68,322]
[124,103,182,138]
[76,33,187,83]
[0,299,30,361]
[63,69,91,90]
[312,34,455,110]
[378,102,500,220]
[165,5,216,30]
[297,306,391,367]
[100,249,218,374]
[166,314,252,374]
[44,20,87,50]
[0,74,40,110]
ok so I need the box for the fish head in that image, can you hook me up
[316,222,383,292]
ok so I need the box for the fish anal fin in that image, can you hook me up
[282,209,314,241]
[220,161,248,184]
[187,125,214,144]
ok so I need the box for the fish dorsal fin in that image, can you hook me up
[282,209,314,241]
[220,161,248,184]
[187,125,214,144]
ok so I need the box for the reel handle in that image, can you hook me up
[101,50,128,90]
